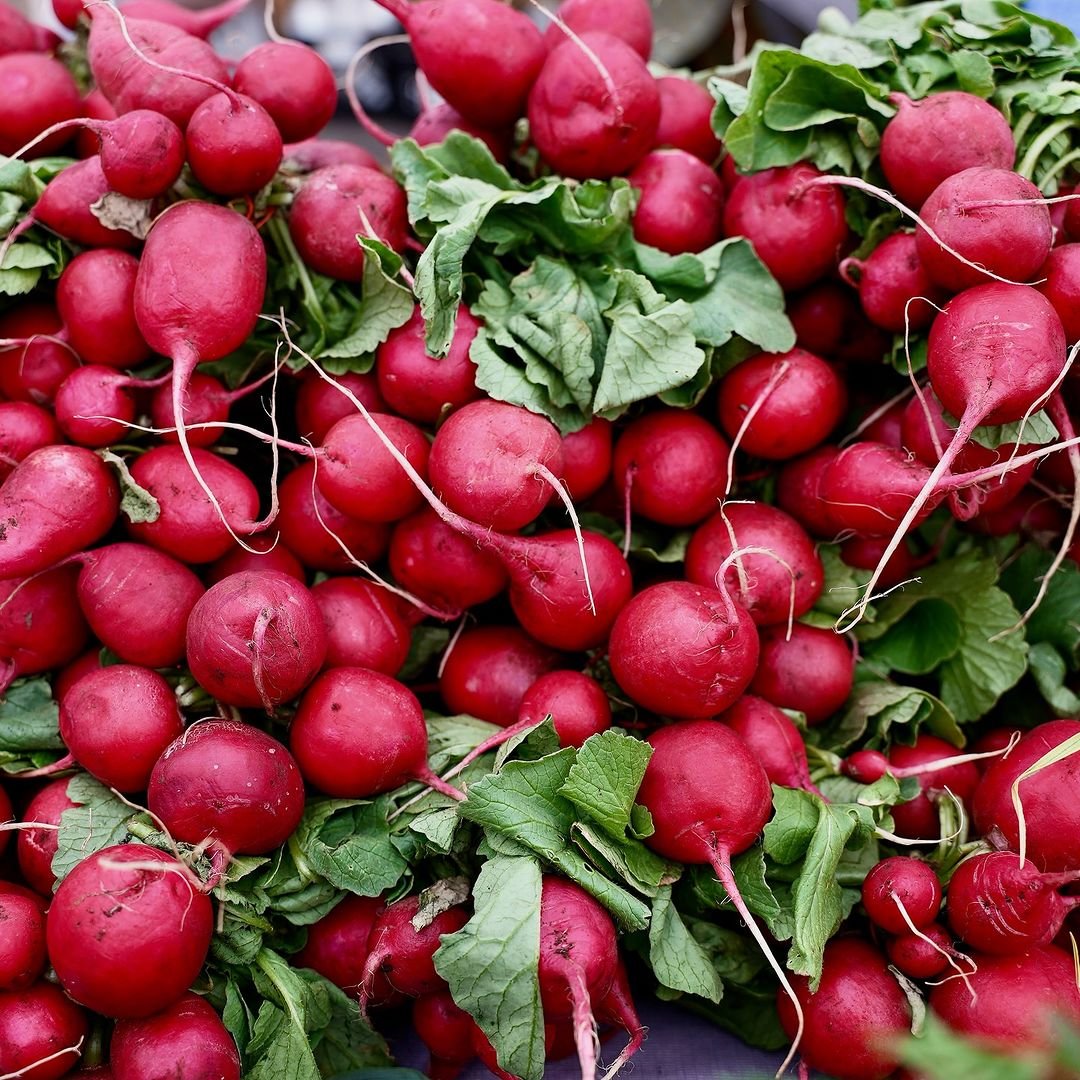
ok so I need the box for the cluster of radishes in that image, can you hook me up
[1,0,1080,1077]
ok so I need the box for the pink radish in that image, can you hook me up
[0,403,60,482]
[749,622,853,725]
[119,0,251,37]
[283,137,384,174]
[312,576,410,674]
[1,6,59,54]
[1036,243,1080,342]
[560,419,612,502]
[295,895,388,998]
[654,75,722,163]
[0,981,87,1080]
[861,856,942,934]
[16,778,77,896]
[628,149,724,254]
[775,445,841,539]
[149,371,277,449]
[207,533,306,585]
[718,694,819,793]
[53,364,143,448]
[0,892,46,991]
[295,369,385,444]
[543,0,652,59]
[184,89,283,196]
[0,52,81,156]
[0,303,76,406]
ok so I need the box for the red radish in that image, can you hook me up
[53,365,140,448]
[0,785,9,858]
[1,5,57,53]
[0,893,46,990]
[53,648,103,704]
[295,369,385,444]
[560,419,612,502]
[786,282,859,357]
[860,398,908,448]
[1066,195,1080,242]
[56,250,150,369]
[1036,243,1080,342]
[407,103,509,161]
[916,168,1052,292]
[186,570,326,712]
[312,577,410,674]
[149,371,273,449]
[359,894,469,1009]
[288,164,408,280]
[414,991,475,1080]
[930,945,1080,1052]
[232,41,337,143]
[376,306,482,423]
[184,88,283,196]
[117,0,251,37]
[439,625,559,726]
[292,667,464,800]
[544,0,652,59]
[0,52,81,156]
[718,695,818,793]
[947,850,1080,953]
[716,348,847,460]
[973,719,1080,872]
[654,75,723,163]
[628,149,724,254]
[881,91,1016,210]
[126,445,260,564]
[16,778,78,896]
[609,581,760,719]
[684,502,823,626]
[0,303,77,406]
[970,485,1066,543]
[775,445,841,538]
[148,720,306,861]
[59,664,183,792]
[48,844,213,1018]
[749,622,853,725]
[110,992,241,1080]
[373,0,545,129]
[75,89,117,156]
[886,923,953,980]
[612,408,730,527]
[0,403,60,481]
[295,896,392,1000]
[888,735,980,840]
[861,856,941,934]
[283,137,384,174]
[722,163,848,291]
[278,462,391,573]
[0,445,120,579]
[840,535,923,591]
[519,670,611,748]
[775,937,911,1080]
[528,31,659,180]
[207,533,305,585]
[840,232,946,333]
[0,981,88,1080]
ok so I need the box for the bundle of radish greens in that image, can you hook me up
[1,0,1079,1077]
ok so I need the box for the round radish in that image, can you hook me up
[749,622,853,725]
[232,41,337,143]
[53,365,138,448]
[0,893,46,991]
[886,923,952,980]
[560,419,612,502]
[0,52,81,156]
[889,734,980,840]
[518,670,611,749]
[717,695,818,793]
[185,90,283,196]
[861,856,942,934]
[295,895,386,998]
[628,149,724,254]
[840,232,946,333]
[312,577,410,674]
[16,778,78,897]
[0,981,87,1080]
[294,369,385,445]
[654,74,722,162]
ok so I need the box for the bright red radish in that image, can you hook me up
[184,89,283,196]
[628,149,724,254]
[47,844,213,1018]
[0,981,88,1080]
[527,30,660,180]
[232,41,337,143]
[749,622,853,725]
[0,303,76,406]
[16,778,77,896]
[207,534,306,585]
[295,369,385,445]
[786,282,858,357]
[519,670,611,748]
[861,856,941,934]
[0,52,81,156]
[886,923,953,980]
[718,695,818,792]
[53,365,139,448]
[295,895,386,997]
[312,577,410,674]
[414,991,476,1080]
[775,445,841,539]
[654,75,722,162]
[880,91,1016,209]
[1,6,58,53]
[110,992,241,1080]
[283,137,384,174]
[888,734,980,840]
[186,570,326,712]
[609,581,760,719]
[544,0,652,59]
[0,403,59,482]
[1037,243,1080,342]
[560,419,612,502]
[840,232,946,333]
[0,893,46,991]
[149,371,266,449]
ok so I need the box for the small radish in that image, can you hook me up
[0,892,46,991]
[0,303,77,406]
[775,445,841,539]
[149,371,277,449]
[16,778,78,896]
[0,981,88,1080]
[718,694,818,793]
[295,369,385,444]
[53,364,142,448]
[885,923,953,980]
[861,856,942,935]
[0,52,81,156]
[749,622,853,725]
[889,735,982,841]
[654,74,722,163]
[560,419,612,502]
[207,533,306,585]
[414,991,476,1080]
[295,895,388,999]
[283,137,384,174]
[628,149,724,254]
[1036,243,1080,342]
[0,403,60,482]
[184,88,283,196]
[312,576,410,674]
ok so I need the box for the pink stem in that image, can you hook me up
[11,753,76,779]
[9,117,105,162]
[412,765,466,802]
[565,962,599,1080]
[345,35,411,148]
[439,716,536,784]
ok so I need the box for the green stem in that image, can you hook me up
[287,834,316,882]
[128,820,157,842]
[266,213,326,331]
[1037,147,1080,193]
[1010,109,1037,154]
[1017,115,1075,181]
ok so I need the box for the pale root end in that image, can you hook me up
[534,461,595,616]
[0,1036,84,1080]
[890,732,1021,779]
[565,962,600,1080]
[345,35,411,148]
[620,465,634,559]
[724,360,790,498]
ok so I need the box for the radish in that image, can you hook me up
[0,446,119,579]
[518,670,611,749]
[295,895,387,998]
[283,137,384,174]
[148,720,306,863]
[628,149,725,255]
[407,103,510,161]
[749,622,853,725]
[527,30,659,180]
[75,89,117,156]
[880,91,1016,210]
[53,365,142,448]
[861,856,942,934]
[110,992,241,1080]
[0,403,60,482]
[58,664,184,792]
[117,0,251,37]
[186,570,326,712]
[543,0,652,60]
[684,502,823,626]
[0,52,81,156]
[295,369,385,445]
[312,576,410,674]
[53,648,103,704]
[0,303,77,406]
[775,445,841,538]
[718,694,818,793]
[1,5,57,54]
[721,163,848,291]
[786,282,858,357]
[47,844,213,1018]
[840,535,923,591]
[16,778,77,896]
[947,850,1080,954]
[207,533,305,585]
[0,892,46,991]
[184,90,283,196]
[775,937,911,1080]
[560,419,612,502]
[414,991,476,1080]
[149,371,277,449]
[608,581,760,719]
[0,981,88,1080]
[1036,243,1080,342]
[654,75,722,163]
[885,923,953,980]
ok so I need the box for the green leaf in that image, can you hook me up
[0,677,62,774]
[434,857,546,1080]
[762,787,821,865]
[302,975,392,1074]
[51,775,135,884]
[246,1001,320,1080]
[569,821,678,897]
[999,546,1080,660]
[0,157,37,201]
[648,886,724,1003]
[950,49,996,96]
[558,730,652,839]
[866,599,963,674]
[822,680,962,753]
[100,450,161,524]
[0,241,55,295]
[898,1013,1043,1080]
[1027,641,1080,716]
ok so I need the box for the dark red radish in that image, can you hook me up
[916,168,1052,292]
[860,398,908,449]
[775,445,841,539]
[888,734,980,840]
[16,778,77,897]
[969,485,1066,544]
[684,502,823,626]
[278,462,391,573]
[292,667,463,800]
[439,625,560,726]
[786,282,858,357]
[861,856,942,934]
[628,149,724,254]
[612,408,729,527]
[53,365,140,448]
[0,445,119,579]
[53,648,103,705]
[930,945,1080,1053]
[232,40,337,143]
[1037,243,1080,342]
[519,670,611,748]
[149,371,275,449]
[886,923,953,980]
[207,534,306,585]
[295,369,385,445]
[560,419,612,502]
[722,163,848,291]
[527,31,660,180]
[775,937,911,1080]
[126,445,260,564]
[288,164,408,280]
[1,5,57,53]
[48,844,213,1018]
[59,664,183,792]
[376,306,482,424]
[881,91,1015,210]
[0,785,9,858]
[1066,195,1080,242]
[0,981,88,1080]
[840,535,923,591]
[312,577,410,674]
[0,403,59,482]
[0,892,46,991]
[407,103,509,161]
[0,303,77,406]
[283,137,384,173]
[110,992,241,1080]
[414,992,475,1079]
[716,348,847,461]
[718,695,818,793]
[0,52,81,156]
[840,232,946,333]
[544,0,652,59]
[148,720,305,863]
[973,719,1080,872]
[186,570,326,712]
[374,0,545,129]
[749,622,853,725]
[609,581,760,719]
[295,895,387,998]
[654,74,722,162]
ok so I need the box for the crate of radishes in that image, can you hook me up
[1,0,1079,1077]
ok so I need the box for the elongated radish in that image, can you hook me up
[718,695,818,793]
[120,0,252,38]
